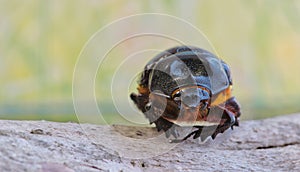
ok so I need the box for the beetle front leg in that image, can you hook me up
[225,97,241,127]
[153,117,179,138]
[210,107,236,139]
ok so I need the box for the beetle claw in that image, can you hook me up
[234,119,239,126]
[211,133,217,139]
[193,130,201,139]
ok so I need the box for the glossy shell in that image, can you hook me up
[140,46,230,96]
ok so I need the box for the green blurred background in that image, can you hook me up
[1,1,300,123]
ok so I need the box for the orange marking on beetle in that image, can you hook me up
[211,86,232,106]
[137,85,150,95]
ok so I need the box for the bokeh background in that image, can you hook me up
[1,1,300,124]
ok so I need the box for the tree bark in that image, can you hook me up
[0,114,299,171]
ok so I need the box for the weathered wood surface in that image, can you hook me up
[0,114,299,172]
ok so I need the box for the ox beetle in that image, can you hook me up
[130,46,241,142]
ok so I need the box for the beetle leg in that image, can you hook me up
[225,97,241,127]
[170,126,212,143]
[152,117,179,138]
[227,109,236,126]
[193,127,211,141]
[170,130,198,143]
[193,129,202,139]
[209,107,236,139]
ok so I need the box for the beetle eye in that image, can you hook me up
[173,91,181,101]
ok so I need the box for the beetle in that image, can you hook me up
[130,46,241,142]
